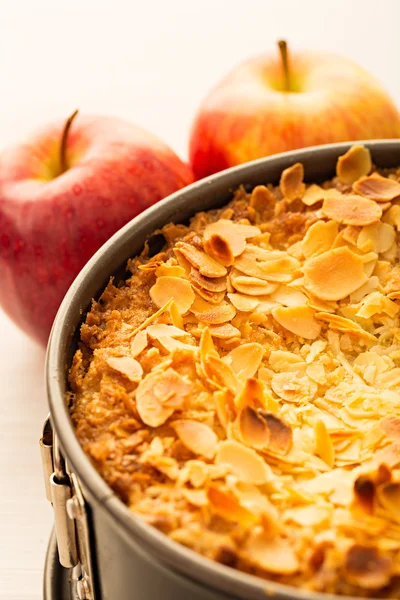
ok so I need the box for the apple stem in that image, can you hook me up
[278,40,290,92]
[59,109,79,175]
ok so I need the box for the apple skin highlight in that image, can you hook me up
[0,114,193,345]
[189,49,400,179]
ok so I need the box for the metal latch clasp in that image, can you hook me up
[40,415,96,600]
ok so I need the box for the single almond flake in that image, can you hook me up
[260,412,292,456]
[336,145,372,184]
[222,343,264,378]
[271,372,317,403]
[314,419,335,468]
[208,323,241,339]
[147,324,189,339]
[204,219,246,257]
[236,407,270,450]
[234,378,266,411]
[322,195,382,226]
[272,305,321,340]
[169,300,184,329]
[207,484,258,527]
[315,312,376,342]
[227,293,259,312]
[270,286,308,307]
[137,367,190,425]
[230,271,278,296]
[150,276,195,314]
[172,420,218,459]
[157,337,198,353]
[357,222,396,254]
[353,173,400,201]
[302,184,325,206]
[204,354,237,393]
[189,268,227,292]
[106,356,143,382]
[234,246,297,282]
[302,220,338,259]
[175,242,227,278]
[303,247,368,301]
[182,489,208,507]
[199,327,217,363]
[131,330,148,357]
[382,204,400,229]
[342,225,361,246]
[269,350,306,373]
[345,544,392,589]
[258,256,300,283]
[214,389,236,429]
[376,482,400,515]
[192,302,236,325]
[191,284,226,305]
[250,185,276,212]
[216,439,271,485]
[280,162,305,202]
[244,531,299,575]
[235,223,262,238]
[204,234,234,267]
[155,264,187,278]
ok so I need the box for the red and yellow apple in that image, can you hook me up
[0,112,193,345]
[189,41,400,179]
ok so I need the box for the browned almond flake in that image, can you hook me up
[303,247,367,301]
[172,420,218,459]
[260,412,292,456]
[235,378,266,411]
[322,195,382,226]
[280,162,305,202]
[175,242,227,278]
[353,173,400,202]
[336,145,372,184]
[376,482,400,515]
[354,475,375,514]
[236,407,270,450]
[204,219,246,257]
[208,323,241,339]
[345,545,392,589]
[207,485,258,527]
[250,185,276,211]
[204,234,235,267]
[150,276,195,314]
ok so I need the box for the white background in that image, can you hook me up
[1,1,400,598]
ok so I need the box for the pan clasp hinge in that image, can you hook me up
[40,415,96,600]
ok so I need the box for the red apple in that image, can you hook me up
[0,112,193,345]
[190,41,400,179]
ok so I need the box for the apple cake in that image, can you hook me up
[70,145,400,597]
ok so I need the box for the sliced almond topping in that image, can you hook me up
[353,173,400,202]
[204,219,246,258]
[182,489,208,507]
[136,367,190,427]
[223,343,264,378]
[234,246,297,282]
[302,184,325,206]
[208,323,241,339]
[191,285,226,305]
[382,204,400,229]
[354,474,375,514]
[303,247,367,301]
[235,223,262,238]
[235,378,266,411]
[336,145,372,184]
[314,419,335,468]
[216,439,271,485]
[280,162,305,202]
[204,354,237,393]
[272,305,321,340]
[260,412,292,456]
[189,268,227,292]
[250,185,276,212]
[302,220,338,259]
[207,484,258,526]
[315,312,376,342]
[230,270,278,296]
[357,222,396,254]
[214,389,236,429]
[192,302,236,325]
[175,242,227,278]
[204,234,234,267]
[172,420,218,459]
[322,195,382,226]
[244,531,299,574]
[227,293,259,312]
[147,324,189,338]
[236,407,270,450]
[106,356,143,382]
[270,286,308,307]
[169,300,184,329]
[379,415,400,441]
[345,545,392,589]
[150,276,195,314]
[157,337,198,353]
[155,264,187,278]
[131,330,148,357]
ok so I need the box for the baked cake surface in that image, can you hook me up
[70,146,400,596]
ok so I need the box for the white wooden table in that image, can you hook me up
[1,0,400,598]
